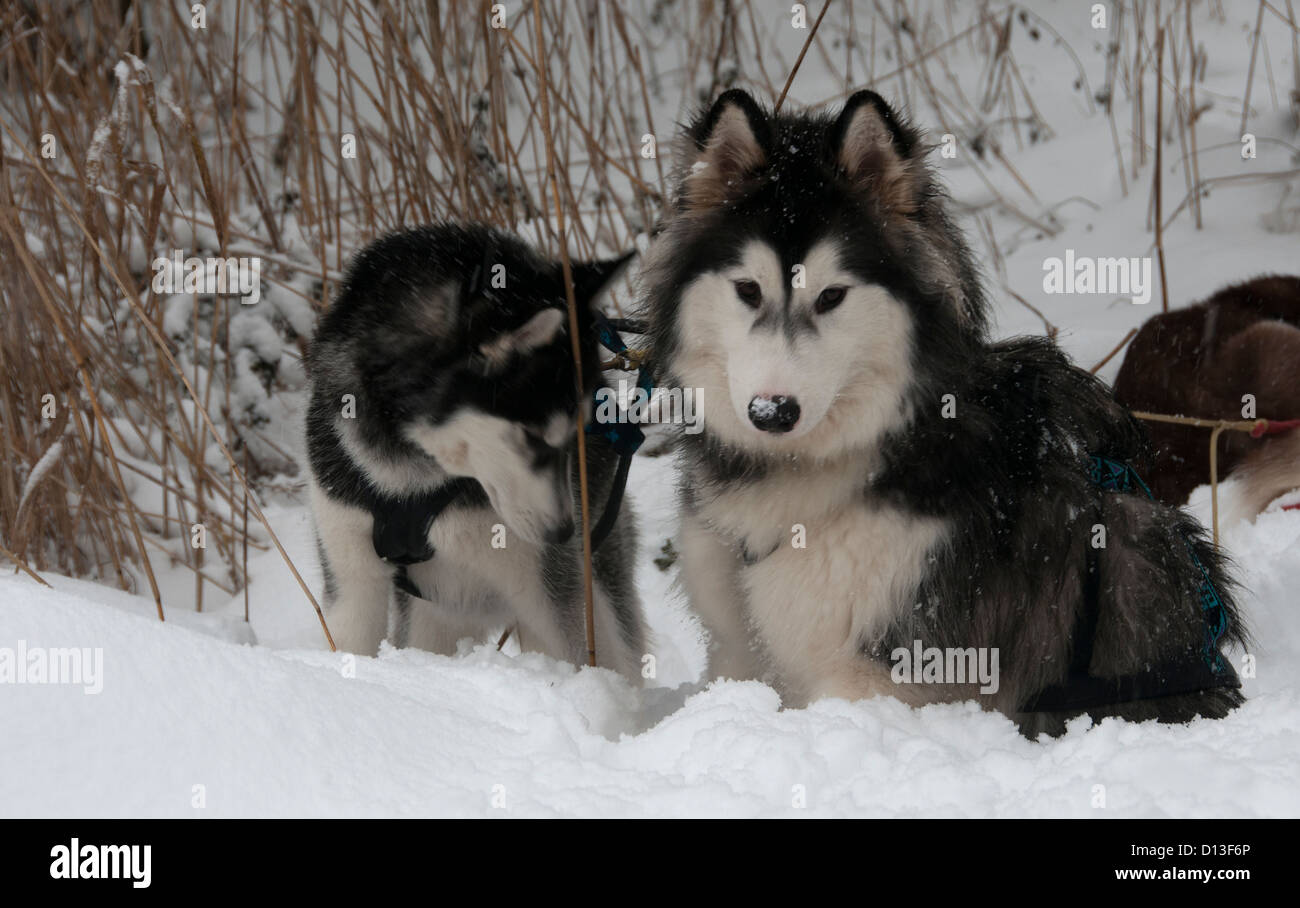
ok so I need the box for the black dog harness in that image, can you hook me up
[1020,456,1240,713]
[371,478,478,601]
[374,314,651,603]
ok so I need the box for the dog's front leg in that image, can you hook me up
[678,515,764,682]
[510,595,586,666]
[311,483,393,655]
[404,600,489,655]
[801,651,914,708]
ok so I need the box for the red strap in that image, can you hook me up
[1251,418,1300,438]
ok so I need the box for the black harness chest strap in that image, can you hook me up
[376,464,632,603]
[383,314,647,603]
[371,478,477,566]
[371,479,476,601]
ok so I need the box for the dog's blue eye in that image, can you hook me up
[815,286,847,314]
[734,280,762,307]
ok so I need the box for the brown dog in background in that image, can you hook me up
[1113,275,1300,522]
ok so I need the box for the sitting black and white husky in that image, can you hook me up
[305,223,646,679]
[642,88,1247,735]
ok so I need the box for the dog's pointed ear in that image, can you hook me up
[570,249,635,307]
[682,89,769,211]
[478,308,566,369]
[831,90,920,215]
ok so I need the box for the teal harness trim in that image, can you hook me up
[583,312,652,549]
[1089,456,1229,674]
[587,311,651,457]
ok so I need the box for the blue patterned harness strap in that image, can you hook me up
[587,311,651,457]
[583,311,653,548]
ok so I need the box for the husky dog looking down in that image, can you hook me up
[642,88,1246,736]
[305,223,646,679]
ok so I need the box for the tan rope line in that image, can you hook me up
[1129,410,1298,547]
[1129,411,1270,433]
[600,348,649,372]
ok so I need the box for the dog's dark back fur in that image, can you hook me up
[873,336,1245,735]
[1113,274,1300,505]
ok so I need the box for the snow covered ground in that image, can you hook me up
[3,1,1300,816]
[3,450,1299,818]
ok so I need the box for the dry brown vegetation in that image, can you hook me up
[1,0,1296,622]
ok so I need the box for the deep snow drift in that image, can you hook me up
[2,452,1299,817]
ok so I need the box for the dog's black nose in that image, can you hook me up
[748,395,800,433]
[545,518,576,544]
